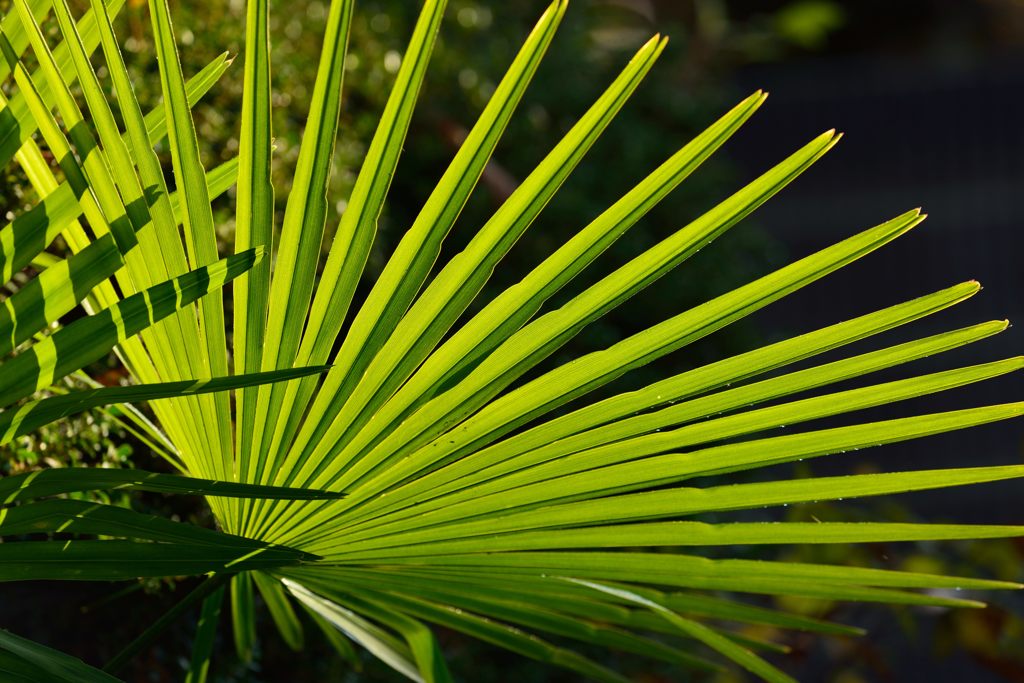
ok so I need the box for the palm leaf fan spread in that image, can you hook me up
[2,0,1023,680]
[0,0,333,447]
[0,0,339,585]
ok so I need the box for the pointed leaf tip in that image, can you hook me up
[544,0,569,21]
[813,129,842,151]
[899,207,926,222]
[958,279,982,292]
[979,318,1011,334]
[639,33,662,51]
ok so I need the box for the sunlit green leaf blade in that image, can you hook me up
[0,0,127,171]
[0,249,261,407]
[329,520,1024,560]
[386,464,1024,539]
[232,0,275,490]
[306,0,568,443]
[253,571,304,651]
[285,32,670,493]
[147,0,234,483]
[324,320,1010,536]
[325,206,920,500]
[339,281,984,524]
[0,236,122,358]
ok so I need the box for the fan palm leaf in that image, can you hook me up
[1,0,1022,680]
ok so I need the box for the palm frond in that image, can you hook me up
[1,0,1021,680]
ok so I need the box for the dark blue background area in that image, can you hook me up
[728,21,1024,525]
[712,3,1024,680]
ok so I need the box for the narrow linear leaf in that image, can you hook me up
[230,573,256,663]
[0,365,328,446]
[0,467,344,505]
[0,541,313,581]
[0,249,262,408]
[568,579,795,683]
[253,571,305,651]
[184,585,225,683]
[0,629,121,683]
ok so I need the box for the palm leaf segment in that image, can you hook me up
[0,0,336,639]
[0,0,285,443]
[4,0,1024,680]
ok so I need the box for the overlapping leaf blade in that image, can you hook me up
[0,467,345,504]
[3,0,1022,680]
[0,630,120,683]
